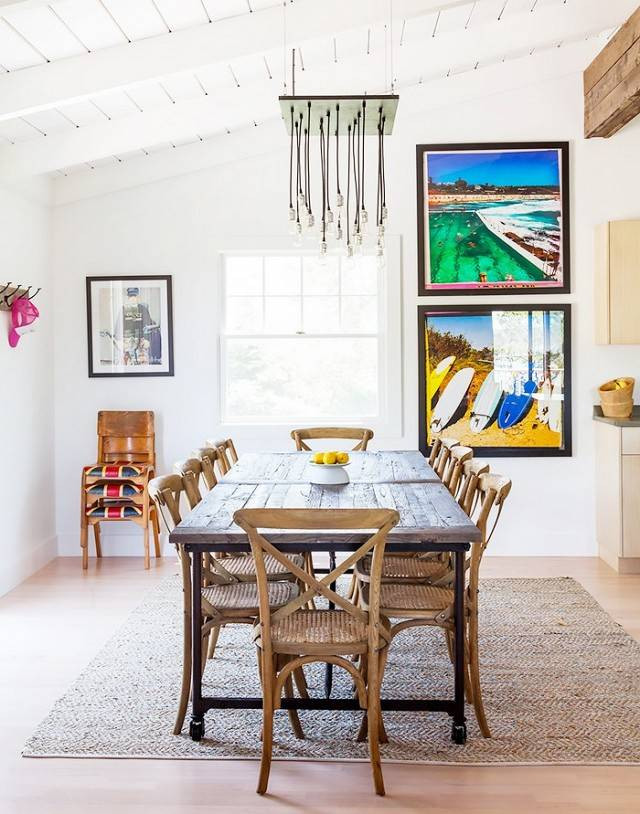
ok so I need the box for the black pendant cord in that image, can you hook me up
[319,117,326,243]
[335,104,341,199]
[303,126,308,213]
[361,100,366,216]
[296,113,303,202]
[325,108,331,218]
[289,106,294,211]
[376,108,383,227]
[380,116,387,220]
[306,100,312,217]
[355,113,361,233]
[346,123,351,247]
[295,119,301,223]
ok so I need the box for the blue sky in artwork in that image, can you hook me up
[427,314,494,351]
[426,149,560,186]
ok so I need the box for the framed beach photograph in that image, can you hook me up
[418,304,571,457]
[416,142,570,295]
[86,275,174,377]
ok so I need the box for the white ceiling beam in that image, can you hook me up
[0,0,475,122]
[52,41,594,206]
[0,84,278,176]
[0,2,624,176]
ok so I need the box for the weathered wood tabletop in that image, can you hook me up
[170,451,480,549]
[218,450,440,484]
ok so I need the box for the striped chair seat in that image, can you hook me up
[87,505,142,519]
[86,483,143,497]
[84,463,146,479]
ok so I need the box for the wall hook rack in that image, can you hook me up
[0,282,41,311]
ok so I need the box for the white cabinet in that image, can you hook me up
[595,416,640,572]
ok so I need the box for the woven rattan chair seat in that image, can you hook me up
[215,553,304,579]
[201,580,297,616]
[255,609,389,655]
[379,582,453,617]
[356,553,449,583]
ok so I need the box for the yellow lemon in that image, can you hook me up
[323,452,337,465]
[312,452,324,464]
[336,452,349,464]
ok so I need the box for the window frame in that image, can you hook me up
[216,235,402,436]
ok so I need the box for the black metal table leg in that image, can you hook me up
[189,551,205,741]
[324,550,337,698]
[451,548,467,744]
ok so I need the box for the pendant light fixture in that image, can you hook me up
[279,7,398,267]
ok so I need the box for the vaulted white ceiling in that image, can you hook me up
[0,0,634,200]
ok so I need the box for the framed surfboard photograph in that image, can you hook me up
[418,304,572,457]
[416,142,570,296]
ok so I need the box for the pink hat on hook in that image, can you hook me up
[8,296,39,347]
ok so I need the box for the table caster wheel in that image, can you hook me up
[451,723,467,744]
[190,719,205,741]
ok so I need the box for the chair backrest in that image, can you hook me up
[290,427,374,452]
[457,458,490,515]
[174,458,204,509]
[466,473,512,595]
[428,437,442,467]
[234,508,398,655]
[148,473,184,532]
[443,446,473,495]
[433,437,459,479]
[206,438,238,475]
[97,410,155,466]
[193,447,219,490]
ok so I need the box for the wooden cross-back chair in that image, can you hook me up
[204,438,239,476]
[80,410,160,570]
[290,427,374,452]
[357,472,511,739]
[432,437,460,479]
[457,459,490,515]
[234,507,399,797]
[192,447,220,490]
[148,474,305,737]
[174,458,205,509]
[442,446,474,496]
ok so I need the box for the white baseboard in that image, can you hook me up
[0,535,58,598]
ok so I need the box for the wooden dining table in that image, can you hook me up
[170,450,481,745]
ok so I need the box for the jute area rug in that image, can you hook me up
[23,576,640,765]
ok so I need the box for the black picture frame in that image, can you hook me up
[86,275,174,378]
[418,304,572,458]
[416,141,570,296]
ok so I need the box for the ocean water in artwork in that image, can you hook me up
[424,149,564,289]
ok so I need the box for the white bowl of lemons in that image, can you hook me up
[309,451,350,485]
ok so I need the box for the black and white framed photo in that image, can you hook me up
[86,275,174,377]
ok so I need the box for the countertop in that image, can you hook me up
[593,405,640,427]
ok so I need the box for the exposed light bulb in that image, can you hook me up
[298,192,306,207]
[336,192,344,208]
[335,221,343,241]
[326,209,334,225]
[293,221,303,247]
[381,204,388,221]
[288,206,296,222]
[345,242,355,268]
[318,240,328,264]
[307,211,315,229]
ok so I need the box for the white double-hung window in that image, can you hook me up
[220,240,400,430]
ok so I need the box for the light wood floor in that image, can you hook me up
[1,556,639,814]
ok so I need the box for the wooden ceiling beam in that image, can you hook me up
[584,5,640,137]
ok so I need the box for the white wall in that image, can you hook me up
[0,179,56,595]
[52,72,640,558]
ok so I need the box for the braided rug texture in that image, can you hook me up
[23,576,640,764]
